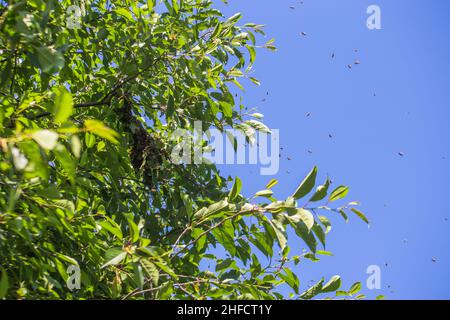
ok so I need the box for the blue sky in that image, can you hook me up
[212,0,450,299]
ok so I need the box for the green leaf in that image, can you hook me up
[351,208,370,225]
[250,112,264,119]
[249,77,260,86]
[321,275,341,293]
[279,268,299,294]
[36,46,65,74]
[312,223,326,248]
[245,119,271,134]
[85,120,119,144]
[328,185,349,202]
[141,260,159,286]
[213,220,236,255]
[339,210,349,223]
[293,166,318,199]
[53,87,73,123]
[127,218,140,243]
[100,219,123,240]
[288,208,315,231]
[132,263,144,289]
[316,250,333,256]
[335,290,348,297]
[193,200,229,221]
[11,147,28,170]
[70,135,81,158]
[54,145,76,182]
[156,281,173,299]
[228,176,242,201]
[264,201,288,212]
[318,215,332,233]
[254,189,273,198]
[227,13,242,24]
[55,253,78,266]
[101,249,127,269]
[304,253,320,262]
[266,218,287,250]
[376,295,386,300]
[309,178,331,202]
[250,232,273,257]
[0,269,9,299]
[265,178,278,189]
[52,200,75,213]
[84,132,96,148]
[349,282,362,295]
[31,130,59,150]
[290,218,317,253]
[235,122,256,145]
[153,261,178,280]
[116,7,134,21]
[300,279,324,300]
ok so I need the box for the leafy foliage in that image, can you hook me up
[0,0,368,299]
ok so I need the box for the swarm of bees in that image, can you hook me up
[117,95,167,187]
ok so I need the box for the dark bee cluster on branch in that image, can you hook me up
[116,95,167,187]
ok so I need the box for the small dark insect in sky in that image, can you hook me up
[262,98,266,102]
[301,32,307,36]
[329,134,333,138]
[347,64,352,69]
[305,112,311,117]
[354,60,361,65]
[307,150,313,154]
[331,53,335,58]
[287,157,292,160]
[398,152,405,157]
[289,6,295,10]
[432,257,437,263]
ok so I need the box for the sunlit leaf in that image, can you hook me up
[293,166,317,199]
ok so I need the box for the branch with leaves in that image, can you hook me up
[0,0,369,300]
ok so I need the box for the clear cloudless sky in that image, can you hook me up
[210,0,450,299]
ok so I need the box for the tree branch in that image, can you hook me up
[29,56,164,121]
[30,100,112,120]
[170,207,262,260]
